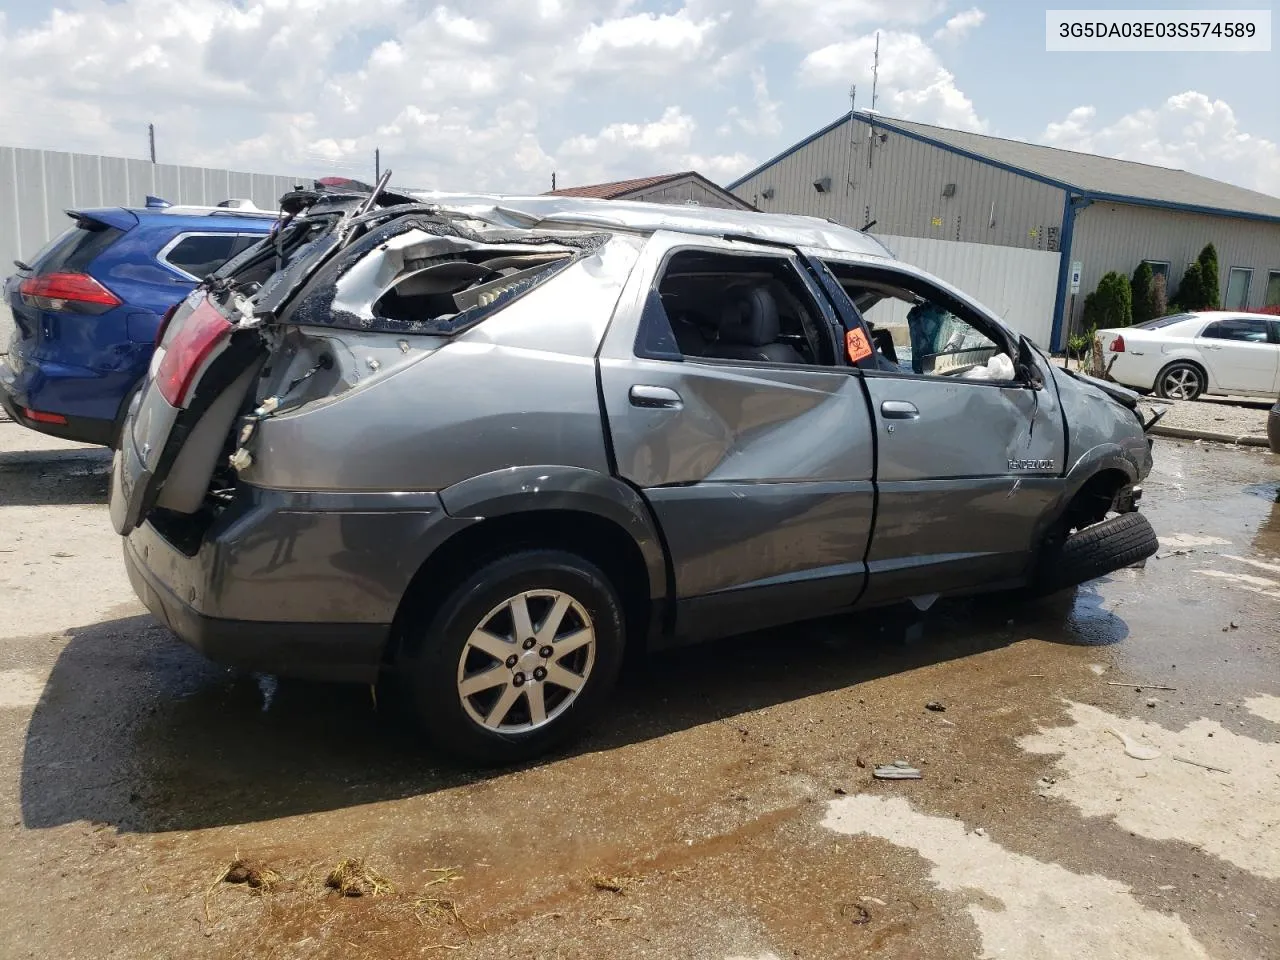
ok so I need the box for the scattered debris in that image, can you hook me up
[221,857,282,892]
[874,761,923,780]
[1108,727,1161,761]
[1106,682,1177,691]
[937,717,957,727]
[834,786,848,795]
[1229,621,1239,630]
[1146,699,1158,708]
[855,756,866,769]
[925,701,946,712]
[973,827,987,837]
[1155,549,1194,559]
[840,902,872,924]
[591,874,639,894]
[326,858,394,897]
[859,896,887,906]
[1172,756,1230,775]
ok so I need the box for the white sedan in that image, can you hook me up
[1098,311,1280,401]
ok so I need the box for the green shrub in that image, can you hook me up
[1197,243,1220,309]
[1130,262,1155,325]
[1174,262,1206,311]
[1093,271,1133,328]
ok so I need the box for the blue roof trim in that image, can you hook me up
[1077,191,1280,225]
[730,112,1280,223]
[727,111,1077,194]
[726,114,850,190]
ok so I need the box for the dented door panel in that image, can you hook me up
[597,232,877,635]
[858,363,1067,597]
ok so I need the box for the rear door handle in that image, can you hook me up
[880,400,919,420]
[630,384,683,409]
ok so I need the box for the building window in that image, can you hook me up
[1143,260,1170,280]
[1224,267,1253,310]
[1266,270,1280,307]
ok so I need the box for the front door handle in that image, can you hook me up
[630,384,683,409]
[880,400,920,420]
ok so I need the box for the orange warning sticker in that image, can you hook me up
[845,328,873,363]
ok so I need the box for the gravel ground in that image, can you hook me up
[1151,396,1273,443]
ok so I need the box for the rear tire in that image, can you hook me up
[1155,361,1204,401]
[398,549,625,766]
[1038,512,1159,593]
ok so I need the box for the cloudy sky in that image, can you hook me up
[1,0,1277,197]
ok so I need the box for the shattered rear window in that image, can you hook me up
[286,213,607,337]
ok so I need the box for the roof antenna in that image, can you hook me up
[870,31,880,113]
[846,84,857,193]
[868,31,880,170]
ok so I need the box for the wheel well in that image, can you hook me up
[387,510,654,664]
[1064,468,1132,532]
[1158,357,1207,381]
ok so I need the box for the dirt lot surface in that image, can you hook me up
[1,434,1278,960]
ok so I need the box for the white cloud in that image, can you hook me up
[555,106,751,186]
[933,6,985,43]
[799,30,986,132]
[721,68,782,137]
[1041,92,1280,197]
[577,9,716,61]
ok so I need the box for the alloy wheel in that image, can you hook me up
[455,590,596,733]
[1161,366,1201,400]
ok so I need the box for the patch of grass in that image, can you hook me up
[325,858,395,898]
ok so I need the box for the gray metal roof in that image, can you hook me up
[407,191,896,258]
[728,111,1280,222]
[861,113,1280,220]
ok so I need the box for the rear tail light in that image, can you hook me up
[1109,335,1126,352]
[155,298,232,407]
[19,272,121,311]
[155,302,180,345]
[22,407,68,425]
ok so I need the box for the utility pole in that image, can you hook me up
[375,148,381,181]
[551,171,557,191]
[148,123,156,163]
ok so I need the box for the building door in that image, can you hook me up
[1225,267,1253,310]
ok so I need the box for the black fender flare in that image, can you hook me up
[437,465,669,602]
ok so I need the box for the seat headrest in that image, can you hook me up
[718,286,780,346]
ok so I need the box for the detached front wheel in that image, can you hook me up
[1037,512,1159,593]
[401,550,625,766]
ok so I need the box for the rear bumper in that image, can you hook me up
[0,353,125,445]
[124,536,387,683]
[119,483,470,683]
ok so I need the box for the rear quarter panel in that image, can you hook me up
[240,241,641,493]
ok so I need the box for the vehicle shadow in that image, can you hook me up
[20,585,1124,834]
[0,459,110,507]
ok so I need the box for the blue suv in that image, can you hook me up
[1,198,276,446]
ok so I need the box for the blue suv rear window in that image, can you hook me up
[32,219,123,273]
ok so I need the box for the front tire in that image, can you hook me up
[399,549,625,766]
[1155,361,1204,401]
[1038,512,1159,593]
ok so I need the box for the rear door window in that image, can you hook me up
[1200,317,1271,343]
[161,233,262,279]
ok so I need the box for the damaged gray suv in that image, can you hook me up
[109,183,1160,764]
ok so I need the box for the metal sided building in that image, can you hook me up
[727,111,1280,350]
